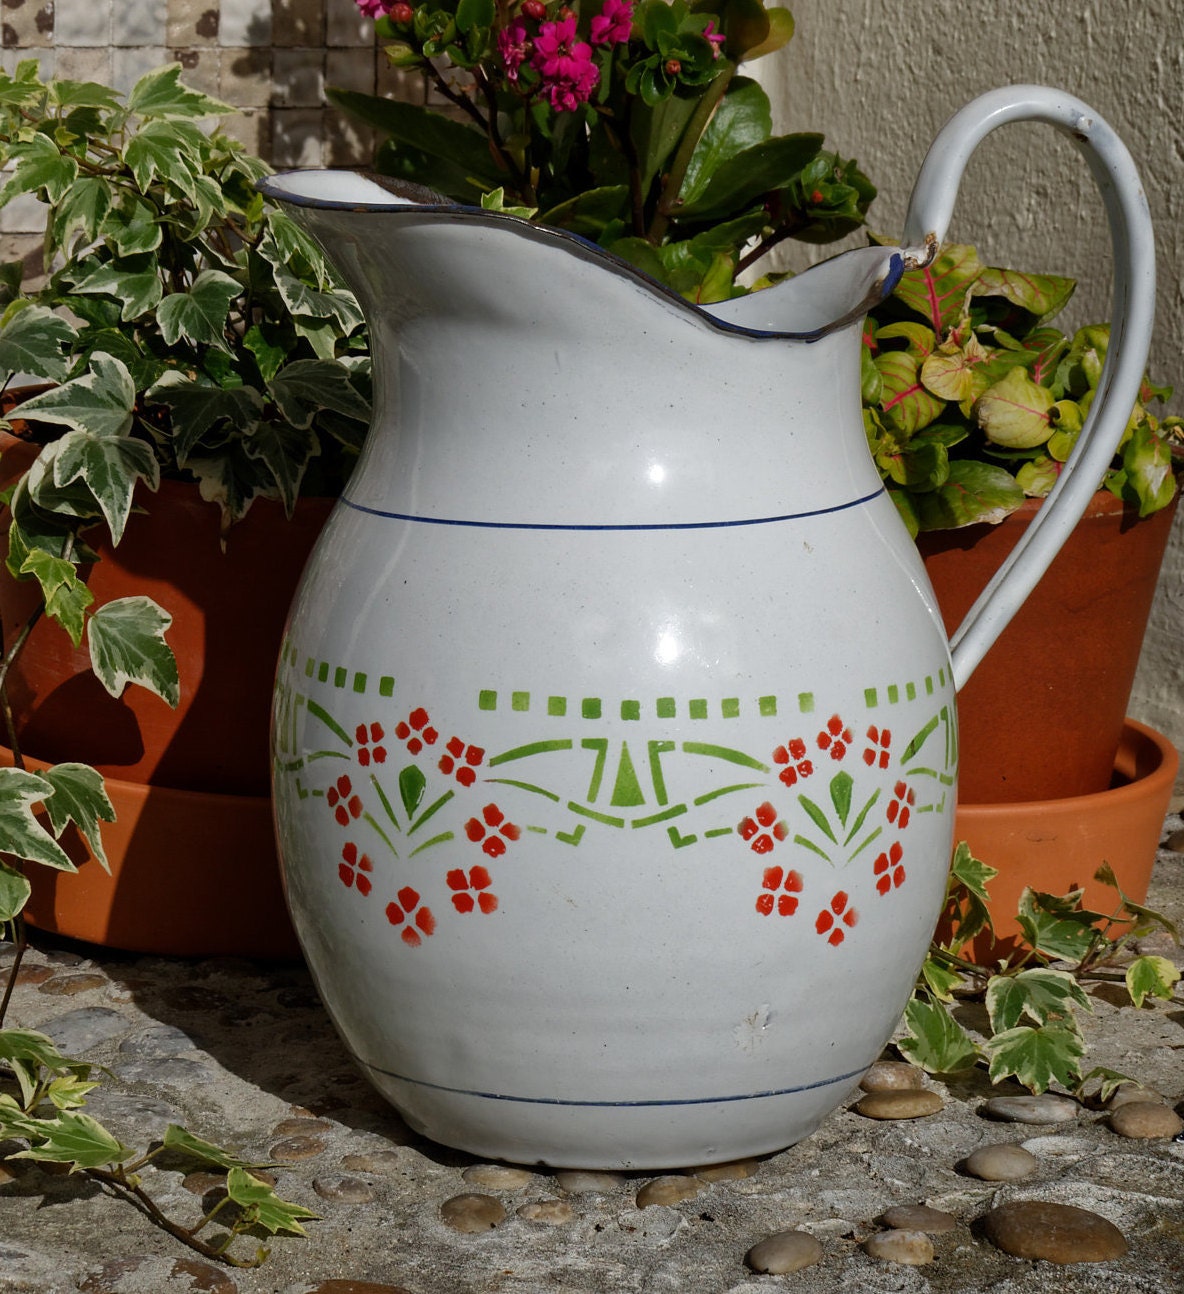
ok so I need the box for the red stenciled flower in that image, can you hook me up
[863,725,891,770]
[773,737,814,788]
[531,15,599,111]
[355,721,387,767]
[338,842,373,896]
[439,735,485,788]
[874,841,906,895]
[887,780,915,829]
[394,707,438,756]
[815,890,858,946]
[816,714,854,761]
[497,16,531,82]
[464,803,522,858]
[326,774,362,826]
[738,801,788,855]
[385,886,436,947]
[590,0,632,45]
[755,865,803,916]
[446,865,499,914]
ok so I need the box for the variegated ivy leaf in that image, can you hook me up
[87,595,179,707]
[10,1108,132,1170]
[226,1166,318,1236]
[189,444,271,528]
[49,177,113,257]
[0,131,78,205]
[126,62,233,120]
[14,353,136,440]
[1125,954,1181,1009]
[156,269,241,351]
[146,370,263,465]
[123,119,206,200]
[71,260,163,322]
[267,359,372,430]
[51,426,160,546]
[270,260,365,337]
[40,763,115,872]
[17,547,94,645]
[975,367,1054,449]
[162,1123,270,1171]
[0,858,32,923]
[258,213,335,286]
[984,1023,1085,1094]
[245,417,319,515]
[0,301,76,383]
[985,968,1091,1035]
[898,996,980,1074]
[0,767,74,871]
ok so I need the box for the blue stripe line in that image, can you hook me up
[337,488,884,533]
[354,1058,867,1108]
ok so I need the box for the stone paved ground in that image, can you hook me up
[2,816,1183,1294]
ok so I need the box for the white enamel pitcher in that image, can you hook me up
[263,87,1153,1168]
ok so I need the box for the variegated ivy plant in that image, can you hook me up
[863,243,1183,534]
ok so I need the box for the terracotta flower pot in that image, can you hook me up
[918,488,1180,804]
[0,414,330,956]
[947,717,1178,963]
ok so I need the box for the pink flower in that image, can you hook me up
[355,0,388,17]
[590,0,633,46]
[532,15,600,111]
[498,17,531,83]
[703,18,725,57]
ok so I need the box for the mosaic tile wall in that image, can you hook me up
[1,0,426,250]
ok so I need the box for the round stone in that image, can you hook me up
[964,1143,1039,1181]
[517,1198,576,1224]
[119,1024,200,1058]
[863,1229,935,1265]
[440,1192,506,1232]
[461,1163,534,1190]
[313,1175,376,1203]
[854,1089,943,1120]
[691,1158,759,1182]
[879,1204,957,1234]
[982,1201,1128,1263]
[1110,1101,1184,1139]
[12,963,53,986]
[40,1006,129,1054]
[745,1230,824,1274]
[341,1150,403,1174]
[554,1169,624,1194]
[37,971,107,995]
[78,1256,238,1292]
[635,1175,705,1208]
[860,1060,923,1092]
[983,1094,1078,1124]
[181,1170,227,1197]
[270,1134,327,1161]
[292,1284,415,1294]
[1106,1083,1167,1110]
[272,1117,334,1138]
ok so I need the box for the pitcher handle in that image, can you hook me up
[900,85,1155,691]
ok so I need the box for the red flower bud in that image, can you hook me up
[388,1,414,21]
[664,58,681,75]
[522,0,546,16]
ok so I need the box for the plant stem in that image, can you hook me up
[0,914,28,1027]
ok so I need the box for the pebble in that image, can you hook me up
[517,1198,576,1224]
[1106,1083,1166,1110]
[860,1060,923,1092]
[964,1143,1038,1181]
[1164,826,1184,853]
[745,1230,824,1274]
[182,1170,227,1196]
[77,1255,238,1292]
[0,1161,18,1185]
[163,985,232,1013]
[270,1134,328,1161]
[114,1057,217,1087]
[863,1229,935,1265]
[118,1024,201,1058]
[982,1200,1128,1263]
[878,1204,957,1234]
[1134,929,1181,961]
[461,1163,534,1190]
[440,1192,506,1232]
[853,1089,943,1120]
[39,1005,129,1054]
[12,963,53,986]
[37,971,107,995]
[636,1175,705,1208]
[691,1158,759,1182]
[983,1094,1078,1124]
[1110,1101,1184,1139]
[313,1175,376,1203]
[554,1169,624,1194]
[287,1284,415,1294]
[273,1117,334,1138]
[341,1150,403,1174]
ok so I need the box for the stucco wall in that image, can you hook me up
[754,0,1184,761]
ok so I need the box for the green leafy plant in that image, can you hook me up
[901,845,1181,1097]
[863,243,1184,532]
[335,0,875,301]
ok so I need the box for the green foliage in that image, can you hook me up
[903,850,1181,1095]
[864,243,1183,530]
[336,1,874,301]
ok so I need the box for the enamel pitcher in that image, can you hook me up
[264,87,1153,1168]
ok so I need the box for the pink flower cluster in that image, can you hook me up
[498,1,634,112]
[355,0,389,17]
